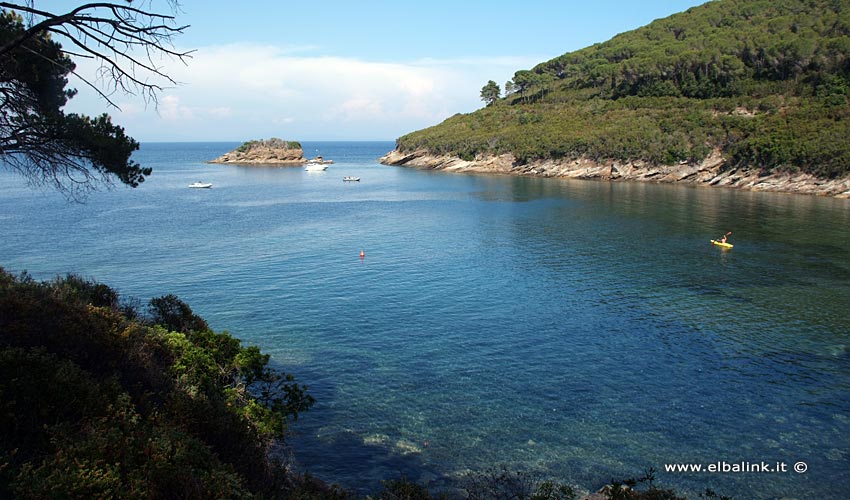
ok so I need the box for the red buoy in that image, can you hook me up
[359,250,365,258]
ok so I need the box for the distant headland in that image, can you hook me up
[209,138,333,165]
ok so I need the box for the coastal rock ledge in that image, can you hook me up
[380,149,850,198]
[209,138,306,165]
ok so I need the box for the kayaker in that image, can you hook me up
[719,231,732,243]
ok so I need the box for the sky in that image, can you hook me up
[50,0,710,142]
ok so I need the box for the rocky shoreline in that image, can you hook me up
[380,149,850,198]
[210,146,306,165]
[208,138,334,166]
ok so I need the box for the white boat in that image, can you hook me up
[304,162,328,171]
[343,176,360,182]
[188,182,212,188]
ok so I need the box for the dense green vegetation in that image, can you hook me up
[396,0,850,178]
[0,269,314,499]
[237,138,303,153]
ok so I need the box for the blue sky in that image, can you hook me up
[54,0,708,141]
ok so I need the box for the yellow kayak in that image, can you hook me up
[711,239,733,249]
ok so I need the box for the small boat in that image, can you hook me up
[343,176,360,182]
[711,239,733,249]
[304,162,328,171]
[188,182,212,188]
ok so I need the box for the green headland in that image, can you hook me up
[382,0,850,197]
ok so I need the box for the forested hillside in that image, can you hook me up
[395,0,850,179]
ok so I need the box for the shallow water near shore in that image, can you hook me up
[2,142,849,498]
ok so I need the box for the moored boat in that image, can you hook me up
[188,182,212,188]
[304,162,328,171]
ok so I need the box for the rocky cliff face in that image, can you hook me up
[380,149,850,198]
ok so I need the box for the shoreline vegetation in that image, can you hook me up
[209,138,334,166]
[0,268,315,498]
[383,0,850,198]
[0,269,730,500]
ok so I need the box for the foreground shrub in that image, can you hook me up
[0,268,313,498]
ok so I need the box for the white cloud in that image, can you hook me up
[64,43,541,141]
[159,95,193,121]
[337,98,383,117]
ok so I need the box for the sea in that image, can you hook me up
[1,141,849,499]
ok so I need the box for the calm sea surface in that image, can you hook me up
[2,142,849,498]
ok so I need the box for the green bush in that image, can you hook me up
[235,138,302,153]
[0,268,313,498]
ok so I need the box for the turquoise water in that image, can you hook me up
[2,142,849,499]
